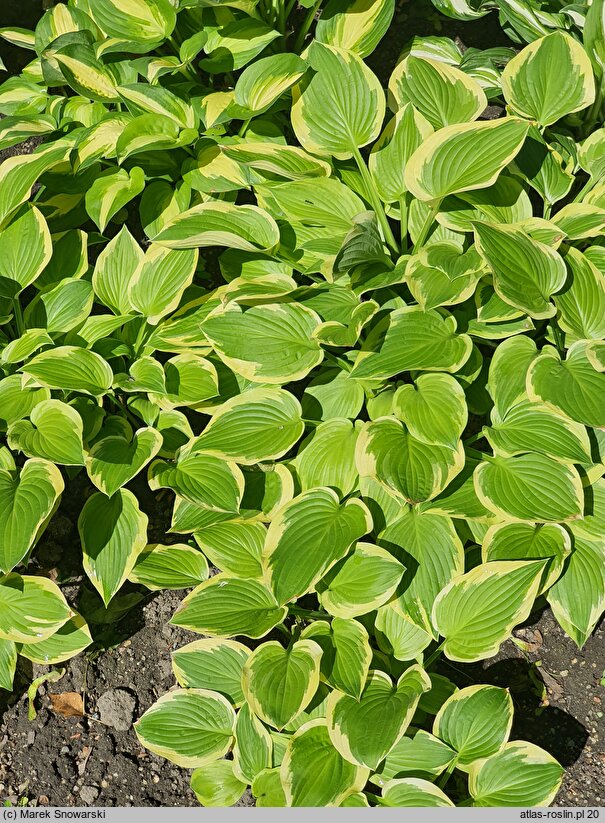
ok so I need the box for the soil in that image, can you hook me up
[0,0,604,810]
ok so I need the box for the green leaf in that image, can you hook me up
[302,617,372,700]
[87,427,162,497]
[547,533,605,648]
[380,778,454,807]
[356,417,464,504]
[327,666,430,769]
[0,205,51,297]
[292,419,359,497]
[135,689,235,768]
[233,702,273,783]
[191,388,304,465]
[0,376,50,430]
[171,576,288,639]
[432,560,546,662]
[502,32,595,127]
[191,761,246,807]
[25,278,94,334]
[19,613,92,665]
[487,334,538,419]
[405,242,484,310]
[152,354,218,409]
[0,573,71,643]
[202,302,323,384]
[380,730,456,780]
[85,166,146,232]
[53,44,119,101]
[118,83,195,129]
[78,489,148,605]
[350,307,472,380]
[129,543,208,591]
[315,0,395,58]
[154,202,279,252]
[281,719,369,806]
[172,638,250,706]
[92,225,143,315]
[528,342,605,429]
[474,454,584,523]
[483,522,571,593]
[318,542,404,618]
[194,522,265,579]
[0,639,17,691]
[234,53,307,114]
[84,0,175,49]
[390,56,487,129]
[128,246,198,325]
[370,104,433,202]
[433,685,513,769]
[291,42,385,160]
[0,458,64,574]
[8,400,84,466]
[21,346,113,396]
[242,639,322,730]
[0,143,71,229]
[405,118,529,202]
[393,374,467,448]
[474,221,566,319]
[554,247,605,341]
[252,768,286,807]
[468,741,563,806]
[149,452,244,514]
[263,488,372,604]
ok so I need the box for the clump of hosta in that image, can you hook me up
[0,0,604,807]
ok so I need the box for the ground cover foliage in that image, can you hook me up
[0,0,604,808]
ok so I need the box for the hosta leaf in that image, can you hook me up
[233,702,273,783]
[315,0,394,58]
[485,400,591,463]
[350,307,472,380]
[302,617,372,700]
[87,427,162,497]
[528,342,605,429]
[191,761,246,808]
[432,560,546,662]
[291,42,385,160]
[128,246,198,325]
[0,376,50,430]
[554,247,605,341]
[92,225,143,315]
[393,374,467,448]
[474,221,566,319]
[547,533,605,648]
[318,542,404,618]
[468,742,563,806]
[281,719,369,807]
[433,685,513,769]
[25,278,93,334]
[242,639,322,730]
[380,730,456,780]
[78,489,148,605]
[292,418,359,497]
[356,418,464,504]
[438,173,532,234]
[200,18,279,74]
[202,302,323,384]
[135,689,235,769]
[172,639,250,705]
[487,334,538,419]
[0,573,71,643]
[253,768,286,807]
[21,346,113,396]
[53,44,118,102]
[117,83,195,129]
[234,53,307,114]
[474,454,584,523]
[152,354,218,409]
[85,166,145,232]
[389,56,487,129]
[380,778,454,807]
[405,242,484,310]
[224,143,331,182]
[154,202,280,252]
[263,488,372,604]
[0,639,17,691]
[483,522,571,593]
[149,453,244,514]
[0,205,51,298]
[84,0,175,48]
[0,458,64,574]
[502,32,595,127]
[194,521,265,579]
[0,143,71,229]
[8,399,85,466]
[129,543,208,591]
[327,667,430,769]
[405,118,529,202]
[171,576,288,639]
[19,613,92,665]
[191,388,304,465]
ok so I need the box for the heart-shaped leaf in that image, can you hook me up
[87,426,162,497]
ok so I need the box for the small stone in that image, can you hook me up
[96,689,137,731]
[60,746,70,755]
[101,780,108,789]
[79,786,99,806]
[27,731,36,746]
[560,670,569,677]
[152,774,160,784]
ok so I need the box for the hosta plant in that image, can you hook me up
[0,0,604,807]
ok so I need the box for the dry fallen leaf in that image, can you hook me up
[49,692,85,718]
